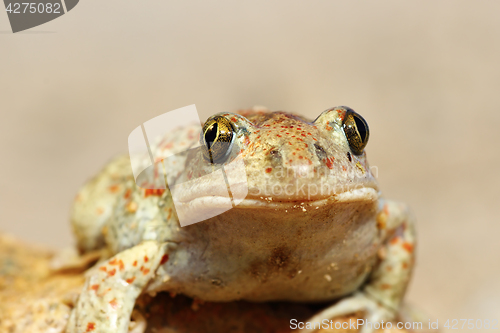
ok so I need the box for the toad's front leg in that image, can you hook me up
[303,200,416,333]
[66,241,168,333]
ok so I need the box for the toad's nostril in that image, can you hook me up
[269,149,281,159]
[268,148,283,166]
[314,143,327,160]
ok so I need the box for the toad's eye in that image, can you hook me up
[342,109,369,155]
[201,116,235,164]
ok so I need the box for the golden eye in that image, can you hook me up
[201,116,235,164]
[342,109,369,155]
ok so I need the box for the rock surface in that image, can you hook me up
[0,233,410,333]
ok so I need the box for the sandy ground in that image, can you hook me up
[0,1,499,332]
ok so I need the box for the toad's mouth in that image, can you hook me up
[171,176,379,205]
[170,181,379,226]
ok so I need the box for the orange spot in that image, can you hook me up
[109,259,118,265]
[143,268,150,275]
[144,256,149,263]
[324,158,334,170]
[390,237,400,245]
[402,262,409,269]
[402,242,414,253]
[160,254,169,265]
[90,284,99,292]
[124,189,132,199]
[325,125,333,131]
[109,298,118,309]
[145,189,165,197]
[99,266,107,272]
[265,168,272,173]
[301,133,306,137]
[126,277,135,284]
[288,142,292,145]
[96,207,104,215]
[133,260,138,267]
[109,185,120,193]
[342,166,347,171]
[299,156,303,159]
[108,269,116,277]
[380,284,391,290]
[118,260,125,271]
[86,322,96,332]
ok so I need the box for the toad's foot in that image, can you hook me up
[66,241,168,333]
[301,291,395,333]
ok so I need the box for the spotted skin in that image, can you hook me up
[67,106,416,333]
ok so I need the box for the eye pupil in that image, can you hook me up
[342,109,369,155]
[205,123,218,149]
[201,116,235,164]
[353,115,367,142]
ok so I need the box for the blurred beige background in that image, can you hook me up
[1,1,499,331]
